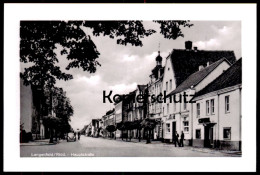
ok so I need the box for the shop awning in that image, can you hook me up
[198,118,210,124]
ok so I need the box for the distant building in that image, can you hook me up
[114,95,128,138]
[20,79,47,140]
[125,91,136,139]
[102,109,115,138]
[20,79,34,138]
[91,119,100,137]
[148,51,164,140]
[192,58,242,150]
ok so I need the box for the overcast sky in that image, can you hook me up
[26,21,241,131]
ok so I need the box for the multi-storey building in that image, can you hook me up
[192,58,242,150]
[114,94,129,138]
[134,85,148,139]
[165,58,232,145]
[161,41,236,143]
[148,51,164,140]
[102,109,115,138]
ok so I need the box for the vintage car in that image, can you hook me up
[67,132,76,142]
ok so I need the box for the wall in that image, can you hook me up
[192,87,241,150]
[219,89,241,141]
[20,80,33,133]
[115,102,122,123]
[195,61,230,92]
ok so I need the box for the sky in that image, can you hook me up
[22,21,241,131]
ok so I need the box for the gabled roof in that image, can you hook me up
[138,85,147,92]
[195,58,242,97]
[170,49,236,86]
[168,58,230,96]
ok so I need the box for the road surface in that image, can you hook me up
[20,136,240,157]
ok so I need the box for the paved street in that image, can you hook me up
[20,136,241,157]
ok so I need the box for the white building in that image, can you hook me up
[192,59,242,150]
[165,58,231,145]
[148,51,164,140]
[161,41,236,143]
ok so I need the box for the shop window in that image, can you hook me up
[196,129,201,139]
[223,127,231,140]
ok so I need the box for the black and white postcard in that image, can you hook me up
[4,3,257,172]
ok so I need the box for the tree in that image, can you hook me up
[51,87,74,142]
[20,20,193,87]
[20,21,193,142]
[106,125,117,138]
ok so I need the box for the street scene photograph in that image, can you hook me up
[20,20,242,157]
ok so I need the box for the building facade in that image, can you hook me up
[148,51,164,140]
[192,59,242,150]
[161,41,236,143]
[165,58,231,145]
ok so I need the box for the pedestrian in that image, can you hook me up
[174,131,180,147]
[180,131,184,147]
[78,132,80,140]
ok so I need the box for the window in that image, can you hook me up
[196,129,201,139]
[163,107,164,116]
[170,79,172,90]
[166,123,170,132]
[167,103,169,114]
[183,121,189,132]
[166,82,168,92]
[223,128,231,140]
[211,99,215,114]
[225,96,230,113]
[183,102,187,110]
[206,100,210,115]
[197,103,200,117]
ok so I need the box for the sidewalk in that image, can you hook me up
[20,139,62,146]
[100,136,242,156]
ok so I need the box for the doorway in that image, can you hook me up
[204,125,214,148]
[172,122,176,143]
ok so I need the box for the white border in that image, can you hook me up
[4,3,256,172]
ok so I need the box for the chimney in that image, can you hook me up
[199,65,204,71]
[185,41,192,50]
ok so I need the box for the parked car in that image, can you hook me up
[67,132,76,142]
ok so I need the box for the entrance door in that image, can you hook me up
[172,122,176,143]
[204,125,214,148]
[209,127,214,146]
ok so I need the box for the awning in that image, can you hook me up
[198,118,216,126]
[198,118,210,124]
